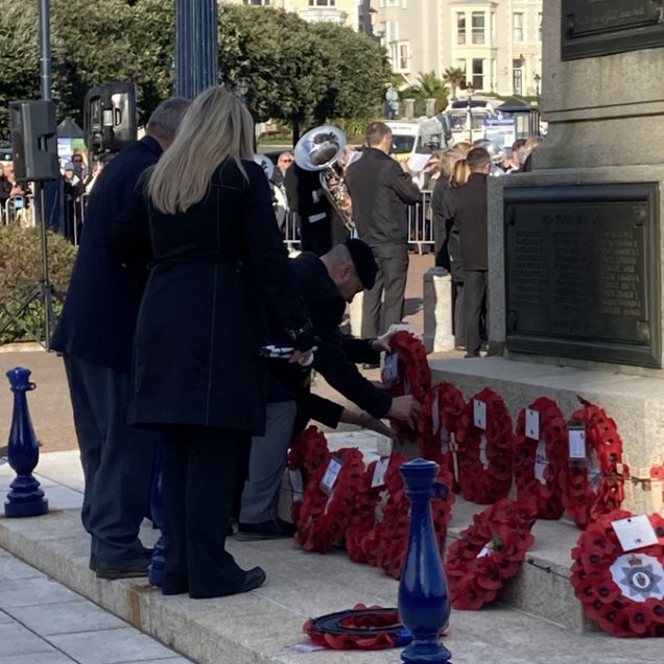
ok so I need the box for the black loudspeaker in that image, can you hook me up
[9,100,60,181]
[84,80,137,154]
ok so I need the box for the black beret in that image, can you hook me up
[345,238,378,291]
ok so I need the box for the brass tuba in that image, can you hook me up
[293,125,355,232]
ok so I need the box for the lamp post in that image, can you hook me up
[534,73,541,100]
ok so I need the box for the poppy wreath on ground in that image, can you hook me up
[417,382,466,481]
[382,331,431,442]
[295,447,365,553]
[513,397,567,520]
[445,497,537,610]
[303,604,412,650]
[345,459,384,565]
[455,388,514,505]
[371,453,455,579]
[570,509,664,636]
[560,400,626,530]
[287,426,331,527]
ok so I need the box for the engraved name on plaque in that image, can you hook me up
[562,0,664,60]
[504,184,661,368]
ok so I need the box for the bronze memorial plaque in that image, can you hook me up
[504,184,661,368]
[561,0,664,60]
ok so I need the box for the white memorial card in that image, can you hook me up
[371,457,390,488]
[383,351,399,386]
[477,544,492,558]
[611,515,659,552]
[320,457,343,495]
[525,408,540,440]
[568,427,587,460]
[473,399,487,430]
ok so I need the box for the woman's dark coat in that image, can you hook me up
[128,159,312,435]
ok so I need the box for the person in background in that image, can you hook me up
[442,147,492,357]
[521,136,543,172]
[62,161,85,243]
[504,138,526,173]
[71,151,89,181]
[271,150,293,187]
[51,97,191,581]
[345,122,421,339]
[125,86,314,600]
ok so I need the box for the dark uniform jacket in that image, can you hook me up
[127,160,312,434]
[442,172,488,271]
[51,136,163,372]
[269,252,391,422]
[345,147,420,247]
[284,163,333,256]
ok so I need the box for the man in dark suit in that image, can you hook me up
[51,97,190,579]
[237,239,420,539]
[442,147,491,358]
[345,122,421,338]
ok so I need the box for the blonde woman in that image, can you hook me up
[130,86,314,599]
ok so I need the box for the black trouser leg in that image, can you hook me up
[463,270,487,357]
[378,244,409,334]
[361,263,384,338]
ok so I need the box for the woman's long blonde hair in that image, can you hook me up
[148,86,255,214]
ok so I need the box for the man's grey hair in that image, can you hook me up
[146,97,191,141]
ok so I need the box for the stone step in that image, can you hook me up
[323,431,592,633]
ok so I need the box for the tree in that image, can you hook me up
[0,3,40,136]
[442,66,466,100]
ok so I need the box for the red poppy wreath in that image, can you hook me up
[417,382,465,478]
[570,509,664,637]
[382,331,431,442]
[561,399,626,529]
[445,497,537,610]
[303,604,412,650]
[513,397,567,520]
[295,446,365,554]
[455,387,514,504]
[287,426,331,527]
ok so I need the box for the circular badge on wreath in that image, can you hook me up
[570,509,664,636]
[560,398,626,529]
[513,397,567,520]
[445,498,537,610]
[455,388,513,504]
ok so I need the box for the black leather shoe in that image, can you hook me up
[96,556,149,580]
[188,566,266,599]
[90,545,153,572]
[236,519,296,541]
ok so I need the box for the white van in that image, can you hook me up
[386,118,447,161]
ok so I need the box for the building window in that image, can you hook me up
[457,13,466,45]
[513,12,524,42]
[512,58,523,95]
[244,0,271,4]
[391,41,410,72]
[539,12,543,41]
[385,20,398,43]
[309,0,336,6]
[472,58,484,90]
[472,12,485,45]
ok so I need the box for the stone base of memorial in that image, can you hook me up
[433,0,664,515]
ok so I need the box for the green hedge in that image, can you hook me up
[0,226,77,344]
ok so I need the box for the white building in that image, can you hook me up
[219,0,362,30]
[372,0,543,96]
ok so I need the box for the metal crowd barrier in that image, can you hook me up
[2,195,36,228]
[4,189,435,254]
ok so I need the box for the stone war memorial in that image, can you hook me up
[432,0,664,516]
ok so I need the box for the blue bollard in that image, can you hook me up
[148,466,165,587]
[398,458,452,664]
[5,368,48,518]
